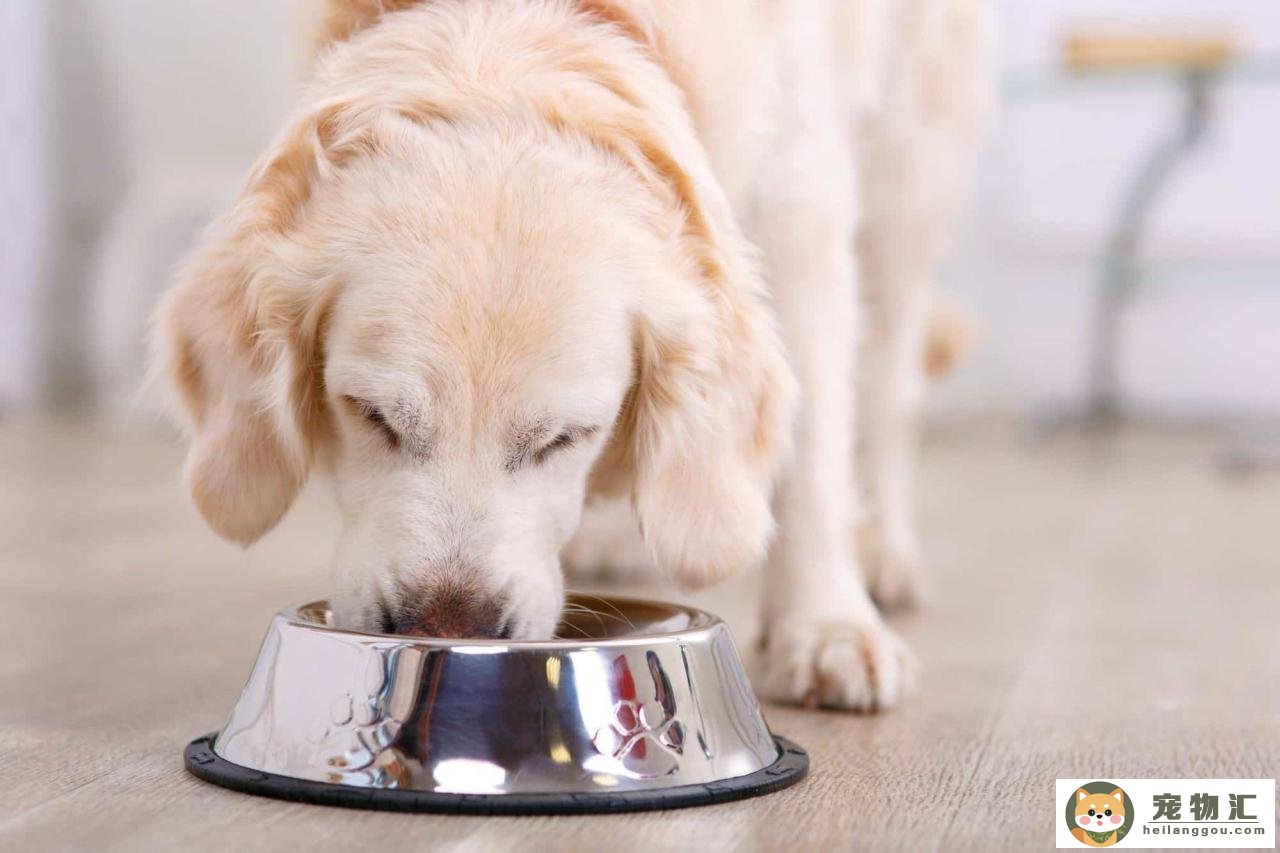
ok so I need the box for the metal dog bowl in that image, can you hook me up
[185,594,807,814]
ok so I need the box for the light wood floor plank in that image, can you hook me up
[2,416,1276,850]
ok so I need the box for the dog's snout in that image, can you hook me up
[391,576,510,639]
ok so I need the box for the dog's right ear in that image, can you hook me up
[1077,789,1089,803]
[155,107,357,545]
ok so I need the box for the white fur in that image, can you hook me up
[157,0,990,709]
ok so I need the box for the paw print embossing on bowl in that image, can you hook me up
[314,649,416,785]
[590,651,685,778]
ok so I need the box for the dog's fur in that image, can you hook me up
[157,0,989,710]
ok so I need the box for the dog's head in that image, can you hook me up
[1074,788,1125,833]
[157,50,793,638]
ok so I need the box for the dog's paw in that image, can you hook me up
[857,521,928,611]
[562,497,652,581]
[757,617,917,712]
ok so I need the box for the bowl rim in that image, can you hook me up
[281,592,727,650]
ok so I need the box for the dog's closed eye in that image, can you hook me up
[509,424,599,471]
[343,395,400,450]
[533,429,581,464]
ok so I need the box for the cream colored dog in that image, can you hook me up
[157,0,989,710]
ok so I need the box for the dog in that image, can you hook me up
[1071,788,1126,847]
[156,0,990,711]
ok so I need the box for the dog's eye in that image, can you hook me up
[507,424,601,471]
[1104,809,1111,816]
[344,396,399,449]
[511,425,600,470]
[533,430,578,465]
[1088,809,1095,816]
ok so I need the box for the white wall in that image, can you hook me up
[935,0,1280,418]
[0,1,51,408]
[27,0,301,408]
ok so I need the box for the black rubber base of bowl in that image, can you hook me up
[184,733,807,815]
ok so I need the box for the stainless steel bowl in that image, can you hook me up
[185,594,807,813]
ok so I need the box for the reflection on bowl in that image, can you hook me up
[185,594,807,813]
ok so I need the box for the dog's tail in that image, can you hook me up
[923,289,977,379]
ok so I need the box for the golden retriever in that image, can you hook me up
[157,0,989,710]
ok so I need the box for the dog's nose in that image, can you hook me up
[392,606,509,639]
[391,579,509,639]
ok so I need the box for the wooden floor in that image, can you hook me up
[2,415,1277,851]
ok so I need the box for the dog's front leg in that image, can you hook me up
[750,130,915,712]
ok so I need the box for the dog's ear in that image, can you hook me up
[1109,788,1124,802]
[619,278,794,590]
[155,107,357,545]
[1077,789,1089,803]
[572,57,797,590]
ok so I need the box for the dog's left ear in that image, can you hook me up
[575,58,797,590]
[1109,789,1124,801]
[621,276,794,589]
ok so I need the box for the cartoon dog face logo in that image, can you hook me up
[1068,784,1130,847]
